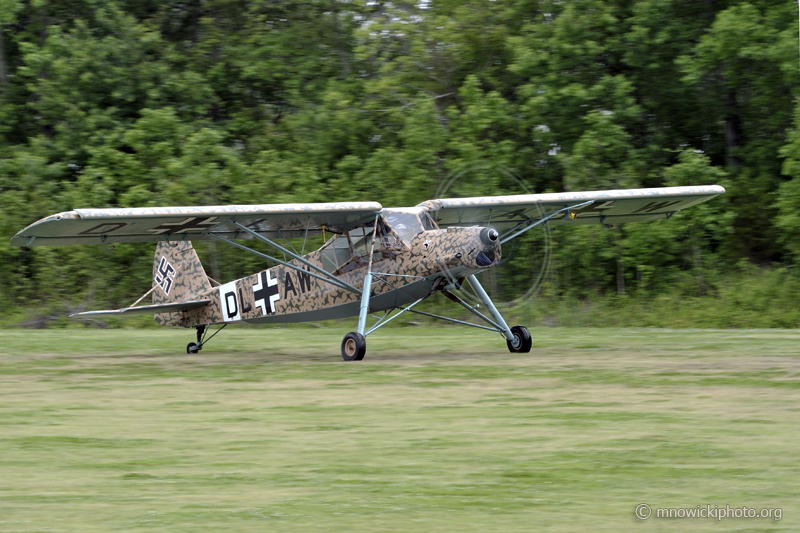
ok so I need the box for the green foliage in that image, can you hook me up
[1,0,799,325]
[561,109,639,191]
[529,265,800,328]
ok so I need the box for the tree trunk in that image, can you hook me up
[616,227,625,295]
[724,89,742,168]
[330,0,351,78]
[706,0,715,22]
[0,25,8,85]
[692,243,707,296]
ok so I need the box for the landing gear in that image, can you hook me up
[344,274,536,360]
[465,275,533,353]
[184,323,226,355]
[186,325,205,354]
[341,332,366,361]
[343,258,374,361]
[506,325,532,353]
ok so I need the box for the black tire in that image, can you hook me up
[341,332,366,361]
[506,325,532,353]
[187,342,201,354]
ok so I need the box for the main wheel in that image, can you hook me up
[506,325,532,353]
[187,342,201,354]
[341,332,366,361]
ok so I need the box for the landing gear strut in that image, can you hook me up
[186,325,205,354]
[340,271,535,360]
[341,233,377,361]
[186,324,226,354]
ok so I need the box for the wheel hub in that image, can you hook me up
[344,338,357,357]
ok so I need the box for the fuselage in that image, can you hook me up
[159,207,502,327]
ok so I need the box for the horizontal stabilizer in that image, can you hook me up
[69,299,211,318]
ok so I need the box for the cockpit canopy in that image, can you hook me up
[383,208,437,246]
[317,208,437,275]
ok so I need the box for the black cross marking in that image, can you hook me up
[253,271,280,315]
[147,217,219,234]
[631,200,682,214]
[247,218,269,230]
[501,208,531,220]
[79,222,128,235]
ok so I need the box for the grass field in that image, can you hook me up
[0,326,798,532]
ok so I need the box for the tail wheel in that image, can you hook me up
[507,325,532,353]
[341,332,366,361]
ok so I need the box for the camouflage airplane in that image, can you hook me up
[11,185,724,360]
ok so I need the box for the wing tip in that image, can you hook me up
[11,211,82,247]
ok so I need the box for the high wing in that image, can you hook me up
[10,202,383,247]
[418,185,725,234]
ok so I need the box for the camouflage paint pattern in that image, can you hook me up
[150,241,213,326]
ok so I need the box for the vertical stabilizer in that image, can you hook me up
[152,241,213,306]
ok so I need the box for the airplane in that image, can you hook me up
[11,185,724,360]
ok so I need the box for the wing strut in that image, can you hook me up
[208,231,360,295]
[227,220,362,294]
[499,200,594,244]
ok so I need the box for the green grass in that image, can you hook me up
[0,326,797,531]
